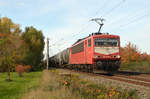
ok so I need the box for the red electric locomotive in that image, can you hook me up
[49,18,121,73]
[49,33,121,73]
[69,33,121,73]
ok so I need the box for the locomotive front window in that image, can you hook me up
[94,38,119,47]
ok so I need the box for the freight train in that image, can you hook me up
[49,33,121,73]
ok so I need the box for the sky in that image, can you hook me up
[0,0,150,56]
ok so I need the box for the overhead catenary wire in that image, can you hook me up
[51,1,150,57]
[119,12,150,28]
[106,6,150,28]
[79,0,126,35]
[49,0,126,56]
[73,0,114,37]
[96,0,126,31]
[102,0,126,17]
[94,0,113,17]
[110,12,150,31]
[50,40,71,56]
[60,0,125,40]
[50,38,64,47]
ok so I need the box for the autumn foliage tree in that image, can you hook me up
[0,17,21,34]
[0,17,45,81]
[121,42,150,64]
[0,17,27,81]
[0,34,27,81]
[0,17,45,76]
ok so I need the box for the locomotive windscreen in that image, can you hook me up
[94,38,119,47]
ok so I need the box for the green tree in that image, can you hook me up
[22,26,45,70]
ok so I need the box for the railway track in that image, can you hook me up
[117,71,150,77]
[100,75,150,87]
[115,75,150,82]
[66,69,150,88]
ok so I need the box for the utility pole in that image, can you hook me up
[46,38,49,70]
[90,18,105,33]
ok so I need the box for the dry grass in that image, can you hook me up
[23,70,82,99]
[120,61,150,73]
[23,69,138,99]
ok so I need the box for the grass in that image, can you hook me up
[0,69,140,99]
[23,70,82,99]
[24,69,139,99]
[120,61,150,73]
[59,72,138,99]
[0,71,42,99]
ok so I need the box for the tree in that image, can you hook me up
[121,42,147,64]
[0,34,27,81]
[0,17,21,34]
[22,26,45,70]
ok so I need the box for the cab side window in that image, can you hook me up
[88,39,91,47]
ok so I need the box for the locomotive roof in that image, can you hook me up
[73,32,119,45]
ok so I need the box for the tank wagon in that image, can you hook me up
[49,48,69,67]
[49,33,121,73]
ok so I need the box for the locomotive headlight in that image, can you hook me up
[94,55,98,58]
[116,55,121,58]
[94,55,101,58]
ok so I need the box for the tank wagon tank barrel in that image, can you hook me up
[49,48,69,68]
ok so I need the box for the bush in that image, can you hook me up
[16,65,24,77]
[24,65,31,72]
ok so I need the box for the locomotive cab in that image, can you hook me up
[93,33,121,71]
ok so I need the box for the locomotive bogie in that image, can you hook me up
[96,60,120,71]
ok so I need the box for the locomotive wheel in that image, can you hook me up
[87,65,92,73]
[87,65,93,73]
[82,65,85,72]
[81,65,84,72]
